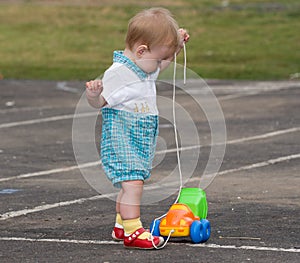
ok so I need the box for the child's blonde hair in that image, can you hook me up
[125,7,180,55]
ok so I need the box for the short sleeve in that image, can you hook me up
[102,69,127,107]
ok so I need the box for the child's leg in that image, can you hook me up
[112,189,124,241]
[120,180,164,249]
[120,180,143,236]
[112,182,143,241]
[120,180,143,220]
[116,188,123,215]
[116,188,123,225]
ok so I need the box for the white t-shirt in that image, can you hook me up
[102,53,159,115]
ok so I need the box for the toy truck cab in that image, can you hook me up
[160,203,199,236]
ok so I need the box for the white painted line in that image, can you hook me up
[0,152,299,221]
[188,243,300,253]
[0,112,97,129]
[0,193,114,221]
[0,106,56,114]
[190,153,300,183]
[157,126,300,154]
[0,237,299,253]
[158,123,173,129]
[1,81,298,129]
[0,237,119,245]
[0,161,101,183]
[219,93,254,101]
[0,113,172,129]
[223,127,300,145]
[56,82,79,93]
[216,153,300,176]
[0,126,299,183]
[184,80,300,98]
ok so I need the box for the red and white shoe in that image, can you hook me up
[124,228,164,249]
[112,226,124,241]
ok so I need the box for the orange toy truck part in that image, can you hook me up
[159,203,200,237]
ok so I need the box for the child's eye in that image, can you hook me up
[162,55,171,61]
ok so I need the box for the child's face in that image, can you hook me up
[135,45,174,73]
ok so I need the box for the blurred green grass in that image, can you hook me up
[0,0,299,80]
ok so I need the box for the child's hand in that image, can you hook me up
[85,79,107,108]
[178,28,190,49]
[86,79,103,98]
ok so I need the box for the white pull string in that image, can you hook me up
[173,42,187,203]
[172,49,183,204]
[152,44,187,249]
[183,42,187,85]
[151,218,174,249]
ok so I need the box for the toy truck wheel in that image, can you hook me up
[190,220,204,243]
[200,219,211,242]
[150,219,161,236]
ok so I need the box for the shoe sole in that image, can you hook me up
[123,237,164,250]
[112,231,124,242]
[112,238,123,242]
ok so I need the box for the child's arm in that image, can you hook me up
[160,28,190,71]
[86,80,107,108]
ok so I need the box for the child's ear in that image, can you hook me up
[135,45,148,58]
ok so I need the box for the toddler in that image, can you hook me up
[86,7,189,249]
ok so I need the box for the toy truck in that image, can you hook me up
[150,188,211,243]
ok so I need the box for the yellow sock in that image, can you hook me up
[123,218,151,239]
[123,217,142,235]
[115,213,123,228]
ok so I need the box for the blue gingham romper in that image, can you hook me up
[100,51,159,188]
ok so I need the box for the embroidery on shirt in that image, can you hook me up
[134,102,150,113]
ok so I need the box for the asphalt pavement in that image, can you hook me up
[0,79,299,262]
